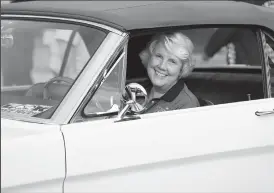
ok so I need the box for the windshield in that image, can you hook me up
[1,19,107,120]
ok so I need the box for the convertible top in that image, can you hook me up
[2,1,274,31]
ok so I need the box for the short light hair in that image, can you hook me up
[139,31,195,78]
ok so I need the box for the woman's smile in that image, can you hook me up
[154,69,167,77]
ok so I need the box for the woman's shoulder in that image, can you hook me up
[176,83,200,108]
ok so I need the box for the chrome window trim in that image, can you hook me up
[70,43,128,123]
[261,30,274,97]
[103,50,126,80]
[1,14,125,36]
[52,32,127,124]
[120,43,128,106]
[259,29,272,98]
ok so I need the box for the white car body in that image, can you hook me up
[1,1,274,192]
[2,98,274,192]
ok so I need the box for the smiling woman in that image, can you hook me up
[139,31,199,113]
[1,19,107,119]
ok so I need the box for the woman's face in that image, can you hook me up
[147,42,183,92]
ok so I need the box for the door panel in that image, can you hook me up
[62,98,274,192]
[1,119,65,193]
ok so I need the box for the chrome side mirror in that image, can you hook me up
[116,83,148,121]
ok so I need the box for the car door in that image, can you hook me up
[61,28,274,192]
[62,100,274,192]
[1,119,65,193]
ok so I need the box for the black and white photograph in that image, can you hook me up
[1,0,274,192]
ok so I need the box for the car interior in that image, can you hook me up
[1,23,105,98]
[126,29,264,107]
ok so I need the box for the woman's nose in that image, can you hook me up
[157,60,167,70]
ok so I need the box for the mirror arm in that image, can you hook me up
[116,101,132,120]
[115,102,141,123]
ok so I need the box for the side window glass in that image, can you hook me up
[83,52,124,116]
[263,31,274,97]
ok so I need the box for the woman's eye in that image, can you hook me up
[155,54,162,58]
[169,59,176,64]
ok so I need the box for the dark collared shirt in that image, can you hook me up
[144,79,200,113]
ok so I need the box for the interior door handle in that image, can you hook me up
[255,109,274,116]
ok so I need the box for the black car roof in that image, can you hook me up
[2,1,274,31]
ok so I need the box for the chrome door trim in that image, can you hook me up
[52,32,126,124]
[1,14,125,36]
[259,29,272,98]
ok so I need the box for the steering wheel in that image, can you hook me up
[43,76,74,100]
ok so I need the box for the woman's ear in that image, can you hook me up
[180,64,189,78]
[180,57,195,78]
[180,62,192,78]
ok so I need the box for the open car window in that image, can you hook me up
[1,19,107,120]
[126,27,264,82]
[122,27,266,114]
[126,26,264,100]
[72,26,268,123]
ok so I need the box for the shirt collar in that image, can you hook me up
[161,79,185,102]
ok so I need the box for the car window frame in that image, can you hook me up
[82,49,125,117]
[261,29,274,97]
[70,24,273,123]
[0,14,121,124]
[126,25,271,116]
[132,26,273,121]
[70,39,128,123]
[128,24,269,94]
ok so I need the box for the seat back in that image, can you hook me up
[197,97,214,106]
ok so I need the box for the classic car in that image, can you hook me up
[1,1,274,192]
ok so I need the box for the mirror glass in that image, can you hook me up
[122,83,148,113]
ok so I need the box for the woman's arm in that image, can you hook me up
[204,28,236,58]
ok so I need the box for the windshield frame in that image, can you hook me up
[1,14,126,124]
